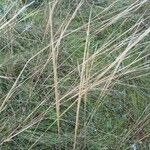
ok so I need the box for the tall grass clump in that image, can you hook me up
[0,0,150,149]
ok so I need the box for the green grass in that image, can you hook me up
[0,0,150,149]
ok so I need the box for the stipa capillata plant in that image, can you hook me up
[0,0,150,149]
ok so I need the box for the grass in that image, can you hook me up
[0,0,150,149]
